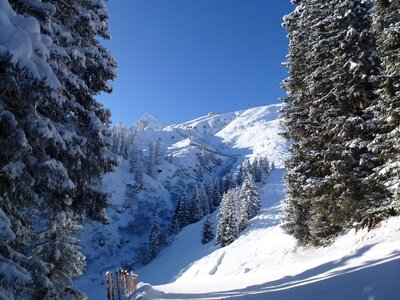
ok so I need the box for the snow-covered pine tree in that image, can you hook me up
[177,193,190,228]
[170,215,180,235]
[201,215,215,244]
[216,188,240,247]
[260,157,270,174]
[223,173,237,192]
[149,216,161,259]
[280,0,329,245]
[198,185,210,216]
[370,0,400,214]
[147,141,156,178]
[127,142,144,189]
[1,0,118,297]
[170,196,181,235]
[238,174,261,232]
[252,159,263,182]
[0,207,32,300]
[111,122,127,156]
[170,193,190,233]
[237,164,245,186]
[0,1,58,296]
[209,177,222,208]
[154,139,161,165]
[282,0,387,245]
[33,211,86,299]
[189,187,204,223]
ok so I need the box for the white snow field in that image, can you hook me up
[134,169,400,300]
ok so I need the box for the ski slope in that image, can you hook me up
[133,169,400,299]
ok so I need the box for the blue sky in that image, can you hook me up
[99,0,294,125]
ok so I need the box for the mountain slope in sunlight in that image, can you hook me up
[134,170,400,299]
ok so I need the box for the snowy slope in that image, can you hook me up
[74,104,289,298]
[216,104,289,168]
[134,169,400,300]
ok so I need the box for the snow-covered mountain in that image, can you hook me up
[74,104,289,297]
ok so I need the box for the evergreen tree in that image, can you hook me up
[209,177,222,208]
[189,188,204,223]
[223,173,237,192]
[252,159,263,182]
[171,193,190,233]
[0,0,118,297]
[147,141,156,178]
[201,215,215,244]
[370,0,400,214]
[216,188,240,247]
[177,193,190,228]
[149,216,161,259]
[127,143,144,189]
[110,122,126,156]
[282,0,387,245]
[170,214,180,235]
[197,185,210,216]
[154,139,161,165]
[238,174,261,232]
[34,211,86,299]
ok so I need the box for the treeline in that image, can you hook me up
[0,0,117,299]
[282,0,399,246]
[166,157,274,251]
[111,123,162,188]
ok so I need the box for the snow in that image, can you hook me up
[216,104,289,168]
[0,208,15,243]
[134,169,400,299]
[135,113,171,132]
[75,104,400,299]
[0,0,60,88]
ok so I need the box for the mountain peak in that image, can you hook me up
[134,113,169,132]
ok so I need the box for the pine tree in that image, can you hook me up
[147,141,156,178]
[223,173,237,192]
[149,216,160,259]
[154,139,161,165]
[370,0,400,214]
[238,174,261,232]
[252,159,263,183]
[177,193,190,228]
[127,143,144,189]
[189,188,204,223]
[34,211,86,299]
[209,177,222,208]
[201,216,215,244]
[170,193,190,233]
[216,188,240,247]
[0,0,118,297]
[282,0,387,245]
[198,185,210,217]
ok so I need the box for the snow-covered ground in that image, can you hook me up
[133,169,400,299]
